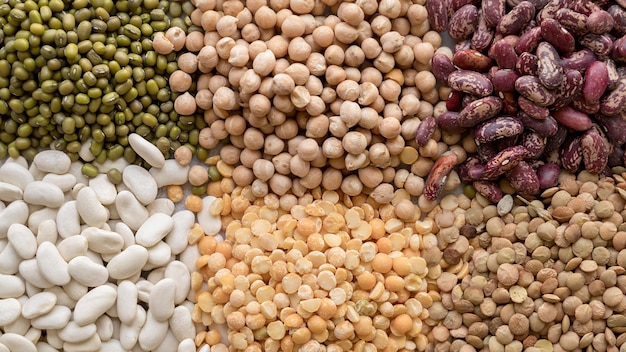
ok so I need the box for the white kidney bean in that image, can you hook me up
[119,306,146,350]
[146,241,173,267]
[0,182,23,202]
[164,261,191,304]
[81,227,124,254]
[169,306,196,342]
[135,213,174,247]
[68,256,109,287]
[166,210,195,255]
[33,150,71,174]
[37,219,58,245]
[122,165,158,205]
[177,338,196,352]
[197,196,222,235]
[41,173,77,193]
[138,310,169,351]
[56,236,88,262]
[23,181,64,208]
[129,133,166,168]
[0,244,21,275]
[7,224,37,259]
[114,191,149,231]
[88,174,117,205]
[149,160,190,188]
[35,241,70,286]
[76,187,109,228]
[149,278,177,321]
[0,162,34,190]
[30,305,71,330]
[116,281,138,325]
[58,321,98,343]
[0,298,21,326]
[56,201,80,239]
[73,285,117,326]
[18,259,53,289]
[147,197,175,216]
[0,200,29,237]
[107,245,149,280]
[0,333,37,352]
[63,333,101,351]
[95,314,114,341]
[21,292,57,320]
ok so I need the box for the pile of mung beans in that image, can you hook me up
[3,0,626,351]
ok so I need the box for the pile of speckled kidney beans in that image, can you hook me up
[428,0,626,201]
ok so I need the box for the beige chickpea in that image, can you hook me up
[358,166,384,189]
[341,175,363,197]
[399,95,420,116]
[249,94,272,117]
[272,73,295,96]
[386,135,405,155]
[322,137,344,159]
[342,131,368,155]
[359,107,380,130]
[305,96,326,117]
[267,35,289,58]
[312,26,334,48]
[281,15,306,38]
[322,14,341,28]
[239,69,262,95]
[321,87,337,104]
[197,46,219,73]
[369,143,391,167]
[213,87,238,110]
[383,103,403,120]
[392,17,411,36]
[325,45,346,66]
[262,134,284,156]
[232,166,255,187]
[274,119,299,139]
[291,86,311,108]
[414,71,437,93]
[413,42,435,65]
[306,54,327,77]
[380,79,402,102]
[240,148,263,168]
[325,65,347,86]
[297,138,321,161]
[290,0,314,13]
[174,92,197,115]
[305,75,324,96]
[340,101,361,128]
[248,40,268,60]
[361,38,382,59]
[336,80,360,102]
[289,155,310,177]
[287,37,312,62]
[216,15,239,37]
[380,31,404,53]
[329,115,349,138]
[305,114,329,138]
[344,46,365,67]
[210,120,229,140]
[334,22,359,44]
[285,63,310,85]
[378,117,402,139]
[220,145,242,165]
[373,52,395,73]
[272,153,292,175]
[200,11,220,32]
[337,2,364,26]
[345,67,362,82]
[371,15,392,36]
[356,21,374,43]
[253,50,277,76]
[322,168,343,190]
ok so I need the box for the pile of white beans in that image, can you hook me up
[0,135,221,351]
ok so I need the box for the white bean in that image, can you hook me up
[122,165,158,205]
[18,259,54,289]
[116,281,138,325]
[62,332,102,351]
[0,244,21,275]
[21,292,57,320]
[114,190,149,231]
[23,181,64,208]
[89,174,117,205]
[197,196,222,235]
[149,160,189,188]
[138,310,168,351]
[164,261,191,304]
[33,150,71,174]
[56,236,88,262]
[119,306,146,350]
[68,256,109,287]
[147,198,175,216]
[30,305,71,329]
[0,200,29,237]
[0,333,37,352]
[0,182,23,202]
[41,173,77,193]
[149,278,177,321]
[56,201,80,239]
[0,162,34,190]
[76,187,109,228]
[178,338,197,352]
[146,241,173,267]
[36,219,58,245]
[169,306,195,342]
[58,321,97,343]
[135,213,174,247]
[81,227,124,254]
[7,224,37,259]
[96,314,114,341]
[166,210,195,255]
[73,284,117,326]
[107,245,149,280]
[129,133,166,168]
[0,298,21,326]
[36,241,70,286]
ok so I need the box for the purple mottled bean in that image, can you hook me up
[453,49,493,72]
[490,39,518,69]
[427,0,449,32]
[612,37,626,63]
[553,106,593,131]
[458,96,503,127]
[471,14,495,52]
[472,180,504,202]
[518,96,549,120]
[600,78,626,116]
[415,116,437,147]
[583,61,609,102]
[515,26,542,54]
[459,156,484,183]
[506,161,540,195]
[581,128,610,174]
[449,4,479,40]
[476,141,499,162]
[497,1,535,36]
[450,0,480,11]
[555,8,589,37]
[491,69,519,93]
[521,131,546,159]
[432,54,456,84]
[537,163,560,188]
[482,0,506,27]
[540,18,575,55]
[543,125,568,154]
[580,33,613,58]
[424,153,458,200]
[446,90,463,111]
[552,69,584,110]
[571,96,600,114]
[608,5,626,37]
[586,10,615,34]
[561,49,597,72]
[501,92,519,115]
[437,111,467,134]
[560,136,583,173]
[535,0,565,24]
[536,42,563,90]
[448,70,493,97]
[517,111,558,137]
[515,75,557,107]
[571,0,601,16]
[609,146,624,167]
[596,114,626,145]
[516,52,539,76]
[483,145,529,179]
[455,39,473,53]
[605,59,620,90]
[496,135,519,150]
[467,164,486,180]
[474,116,524,143]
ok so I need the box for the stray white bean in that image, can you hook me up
[129,133,166,168]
